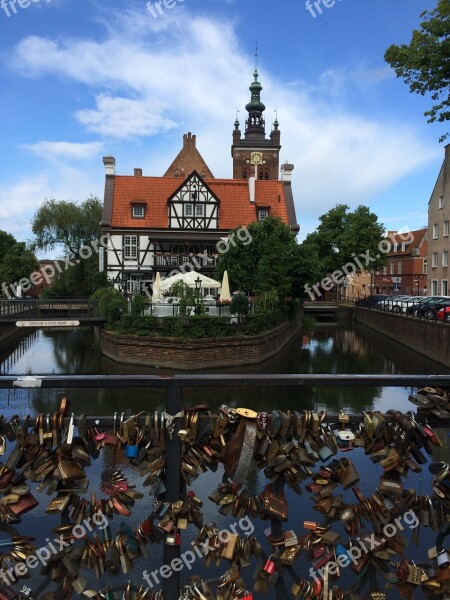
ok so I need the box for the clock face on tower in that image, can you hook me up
[250,152,263,165]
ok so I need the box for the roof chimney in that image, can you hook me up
[134,168,142,177]
[183,132,196,148]
[280,162,294,183]
[248,165,256,203]
[103,156,115,176]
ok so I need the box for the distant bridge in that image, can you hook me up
[0,299,105,326]
[303,301,338,318]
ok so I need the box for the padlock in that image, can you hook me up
[165,528,180,546]
[318,444,334,461]
[437,549,450,567]
[140,517,154,537]
[263,555,276,575]
[125,443,139,458]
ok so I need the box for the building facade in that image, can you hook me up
[100,72,299,296]
[428,144,450,296]
[373,229,428,296]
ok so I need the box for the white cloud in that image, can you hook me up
[21,141,104,161]
[76,96,178,139]
[10,9,439,232]
[0,167,102,245]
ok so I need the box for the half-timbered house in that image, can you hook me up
[100,72,299,296]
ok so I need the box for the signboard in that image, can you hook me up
[16,320,80,327]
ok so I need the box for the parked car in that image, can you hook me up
[355,294,388,307]
[406,297,450,318]
[436,305,450,322]
[377,296,417,313]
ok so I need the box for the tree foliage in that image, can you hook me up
[302,204,386,279]
[216,217,304,301]
[0,231,39,295]
[384,1,450,141]
[31,196,105,297]
[32,196,103,255]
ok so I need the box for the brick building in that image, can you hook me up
[427,144,450,296]
[100,70,299,295]
[373,229,428,296]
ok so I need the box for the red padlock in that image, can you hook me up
[311,578,322,597]
[263,555,276,574]
[140,517,154,536]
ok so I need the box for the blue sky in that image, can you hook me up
[0,0,444,253]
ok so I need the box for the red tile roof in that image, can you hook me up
[110,176,289,230]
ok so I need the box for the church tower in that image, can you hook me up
[232,69,281,180]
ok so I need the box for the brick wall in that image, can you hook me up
[355,308,450,368]
[100,315,302,369]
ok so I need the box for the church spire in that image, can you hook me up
[245,69,266,139]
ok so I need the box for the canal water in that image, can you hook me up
[0,318,448,598]
[0,317,448,415]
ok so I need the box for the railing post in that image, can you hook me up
[163,380,183,598]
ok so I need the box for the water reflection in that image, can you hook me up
[0,318,448,416]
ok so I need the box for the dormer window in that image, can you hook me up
[258,208,269,221]
[195,204,204,217]
[132,203,145,219]
[184,204,193,216]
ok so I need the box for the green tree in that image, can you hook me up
[303,204,386,275]
[216,217,299,302]
[31,196,105,297]
[230,292,249,325]
[385,1,450,141]
[0,231,39,297]
[291,241,323,299]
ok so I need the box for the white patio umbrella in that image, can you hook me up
[152,272,161,301]
[219,270,231,302]
[159,271,221,291]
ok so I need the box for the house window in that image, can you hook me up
[184,204,193,216]
[443,280,448,295]
[439,195,445,209]
[433,223,439,239]
[401,242,406,251]
[443,251,449,268]
[423,259,427,274]
[126,274,141,294]
[393,242,398,253]
[132,205,145,219]
[397,261,402,274]
[124,236,138,260]
[258,208,269,221]
[389,261,394,275]
[432,252,439,268]
[382,266,387,275]
[444,220,449,237]
[195,204,204,217]
[432,280,438,295]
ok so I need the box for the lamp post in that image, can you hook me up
[194,276,202,315]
